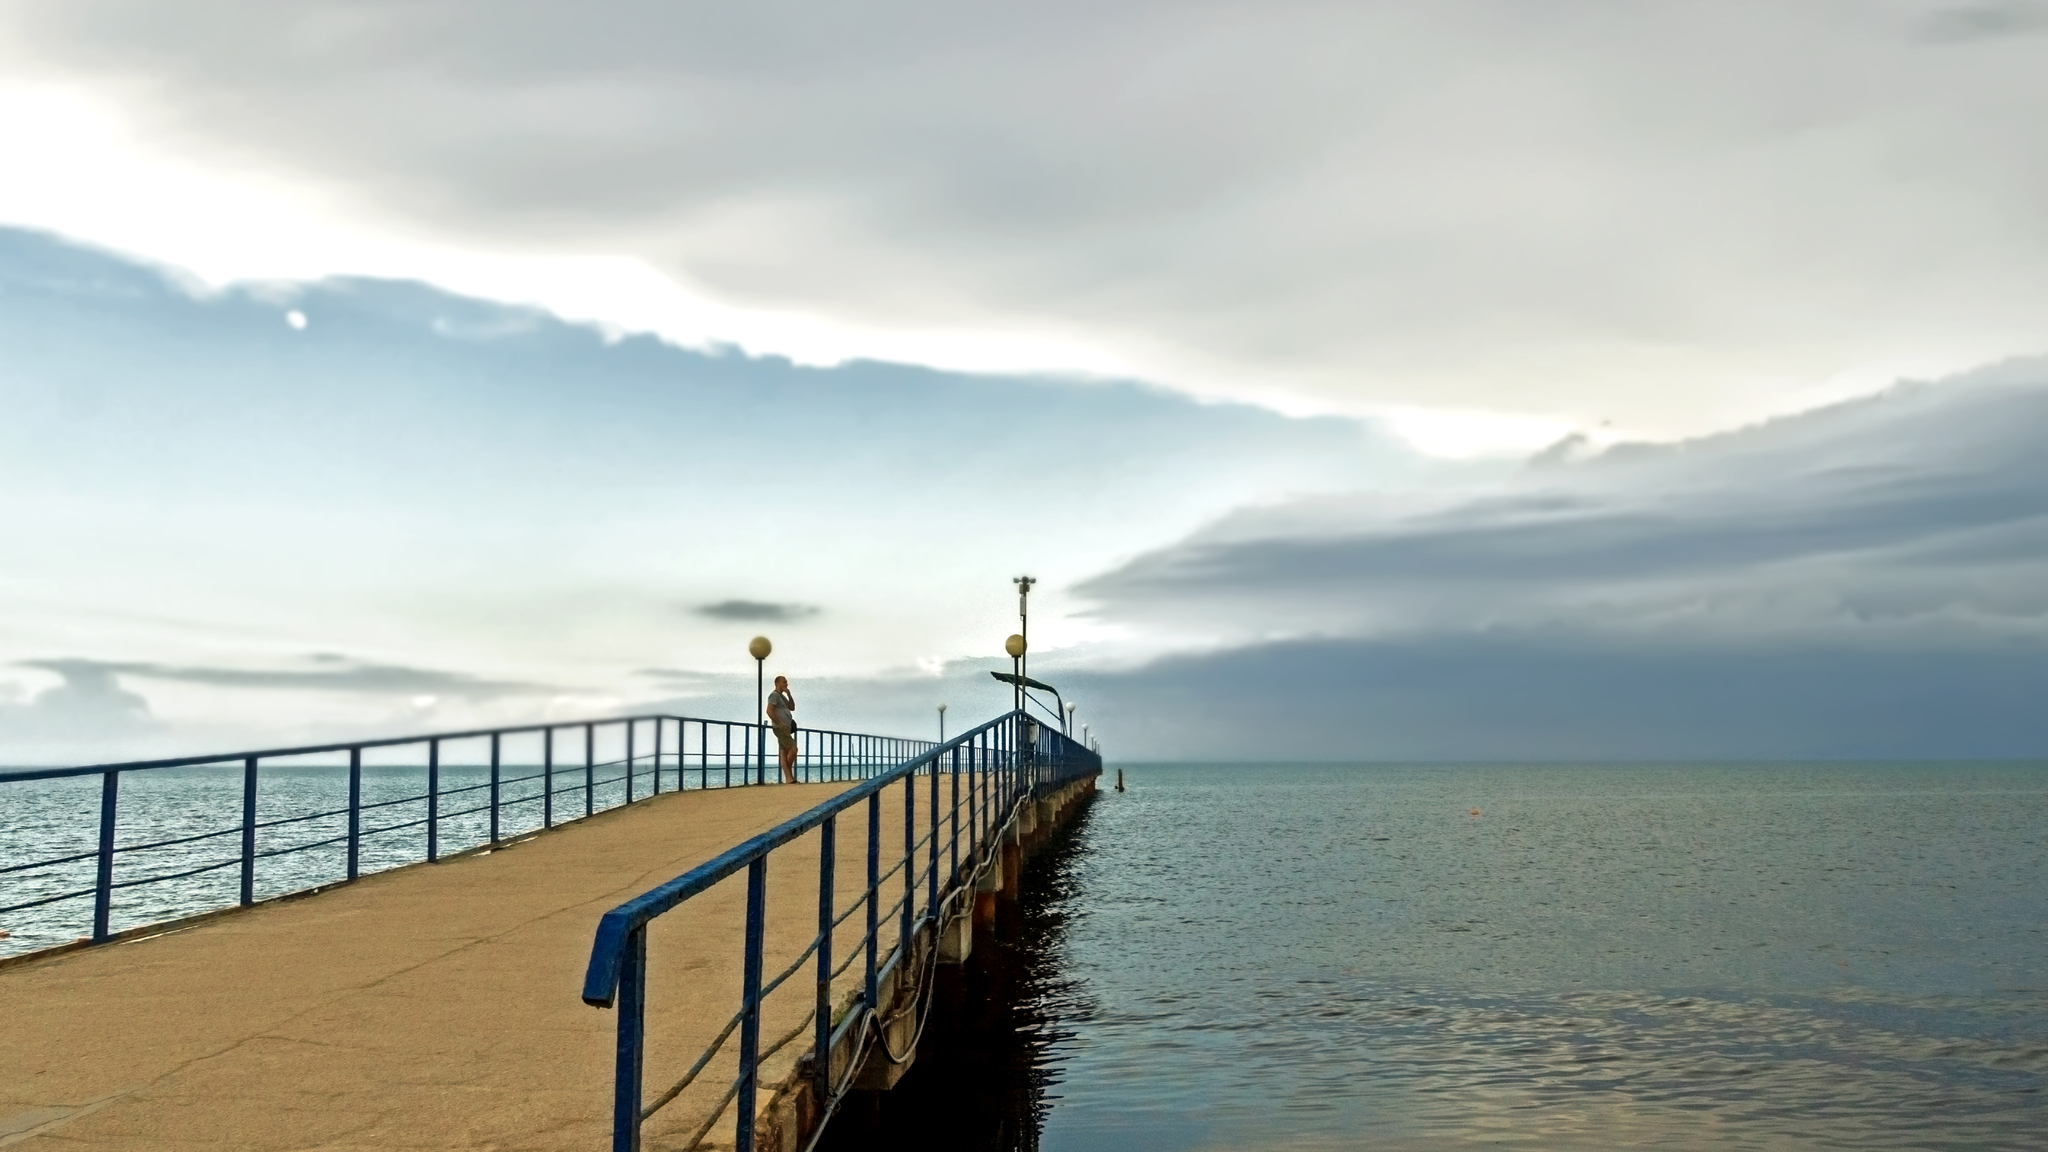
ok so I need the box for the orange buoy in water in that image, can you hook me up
[1469,808,1481,817]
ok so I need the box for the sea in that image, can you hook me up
[8,760,2045,1149]
[0,762,637,956]
[842,762,2048,1151]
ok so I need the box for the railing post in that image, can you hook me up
[428,738,441,863]
[625,720,636,804]
[347,747,362,880]
[901,771,914,944]
[489,732,501,843]
[814,814,836,1109]
[652,718,663,795]
[865,791,880,1013]
[544,727,555,828]
[724,723,732,788]
[240,756,258,906]
[92,769,118,942]
[757,722,767,787]
[930,751,942,921]
[585,723,596,817]
[950,746,960,882]
[736,858,769,1152]
[612,922,647,1152]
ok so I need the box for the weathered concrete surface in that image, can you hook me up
[0,779,937,1151]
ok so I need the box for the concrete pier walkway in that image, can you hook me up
[1,780,919,1151]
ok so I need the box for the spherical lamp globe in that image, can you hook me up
[1004,634,1026,659]
[748,636,773,661]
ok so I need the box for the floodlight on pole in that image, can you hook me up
[1013,575,1035,680]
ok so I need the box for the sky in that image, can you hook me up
[1,2,2045,762]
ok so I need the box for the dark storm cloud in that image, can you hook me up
[1062,362,2048,757]
[17,657,549,697]
[1065,636,2048,761]
[1080,362,2048,647]
[693,600,821,623]
[7,2,2048,423]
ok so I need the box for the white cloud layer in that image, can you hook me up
[2,1,2046,436]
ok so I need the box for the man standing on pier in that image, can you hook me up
[766,675,798,783]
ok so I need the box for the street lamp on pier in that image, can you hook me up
[1004,633,1026,714]
[748,635,772,785]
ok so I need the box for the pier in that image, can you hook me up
[2,710,1100,1150]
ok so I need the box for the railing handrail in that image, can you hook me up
[580,709,1019,1008]
[578,707,1100,1151]
[2,712,942,955]
[0,712,920,783]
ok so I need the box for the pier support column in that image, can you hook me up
[1000,841,1021,902]
[937,909,973,963]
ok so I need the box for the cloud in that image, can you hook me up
[1920,3,2048,42]
[1062,361,2048,756]
[1079,361,2048,652]
[0,660,160,763]
[693,600,822,623]
[0,225,1417,716]
[1065,636,2048,761]
[16,657,551,698]
[4,3,2047,431]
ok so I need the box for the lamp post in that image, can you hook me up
[1064,700,1076,736]
[749,635,772,785]
[1004,633,1026,714]
[938,703,948,742]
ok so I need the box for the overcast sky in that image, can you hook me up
[4,1,2048,444]
[2,3,2045,762]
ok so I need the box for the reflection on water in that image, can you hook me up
[859,763,2048,1151]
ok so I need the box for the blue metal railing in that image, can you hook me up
[580,709,1102,1152]
[0,715,933,958]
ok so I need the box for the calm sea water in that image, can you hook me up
[12,761,2047,1147]
[0,762,653,956]
[861,762,2048,1151]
